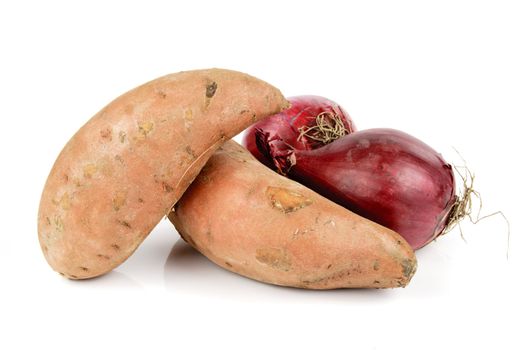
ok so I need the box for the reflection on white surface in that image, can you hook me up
[64,270,144,289]
[163,239,268,301]
[163,238,398,303]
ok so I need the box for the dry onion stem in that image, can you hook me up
[298,111,349,144]
[442,163,510,258]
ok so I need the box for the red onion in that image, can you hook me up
[266,128,457,250]
[242,95,356,169]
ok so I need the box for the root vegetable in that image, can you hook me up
[38,68,288,279]
[168,141,417,289]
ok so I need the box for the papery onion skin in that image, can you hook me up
[242,95,356,169]
[270,128,456,250]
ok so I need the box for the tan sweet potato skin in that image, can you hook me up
[169,141,417,289]
[38,69,288,279]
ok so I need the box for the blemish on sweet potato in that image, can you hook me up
[63,173,69,183]
[206,81,217,98]
[111,244,120,251]
[303,268,354,285]
[73,178,83,187]
[291,227,314,238]
[373,260,380,271]
[324,219,336,227]
[117,220,132,229]
[100,128,113,141]
[225,262,233,268]
[255,247,291,271]
[138,121,154,136]
[162,182,174,193]
[402,258,416,279]
[112,190,127,211]
[97,254,111,260]
[79,266,89,272]
[138,197,144,203]
[83,163,98,179]
[183,109,194,130]
[58,193,71,210]
[119,131,127,143]
[185,146,197,160]
[45,216,51,225]
[54,215,64,233]
[157,90,167,99]
[266,186,313,213]
[114,155,124,164]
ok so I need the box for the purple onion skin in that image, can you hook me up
[242,95,356,169]
[275,128,456,250]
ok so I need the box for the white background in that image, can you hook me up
[1,1,523,349]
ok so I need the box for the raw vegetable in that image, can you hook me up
[38,68,288,279]
[242,95,355,169]
[169,141,417,289]
[262,128,456,250]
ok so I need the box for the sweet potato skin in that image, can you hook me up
[169,141,417,289]
[38,69,288,279]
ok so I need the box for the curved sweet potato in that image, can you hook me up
[169,141,417,289]
[38,69,288,279]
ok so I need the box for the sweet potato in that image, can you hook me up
[38,69,288,279]
[169,141,417,289]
